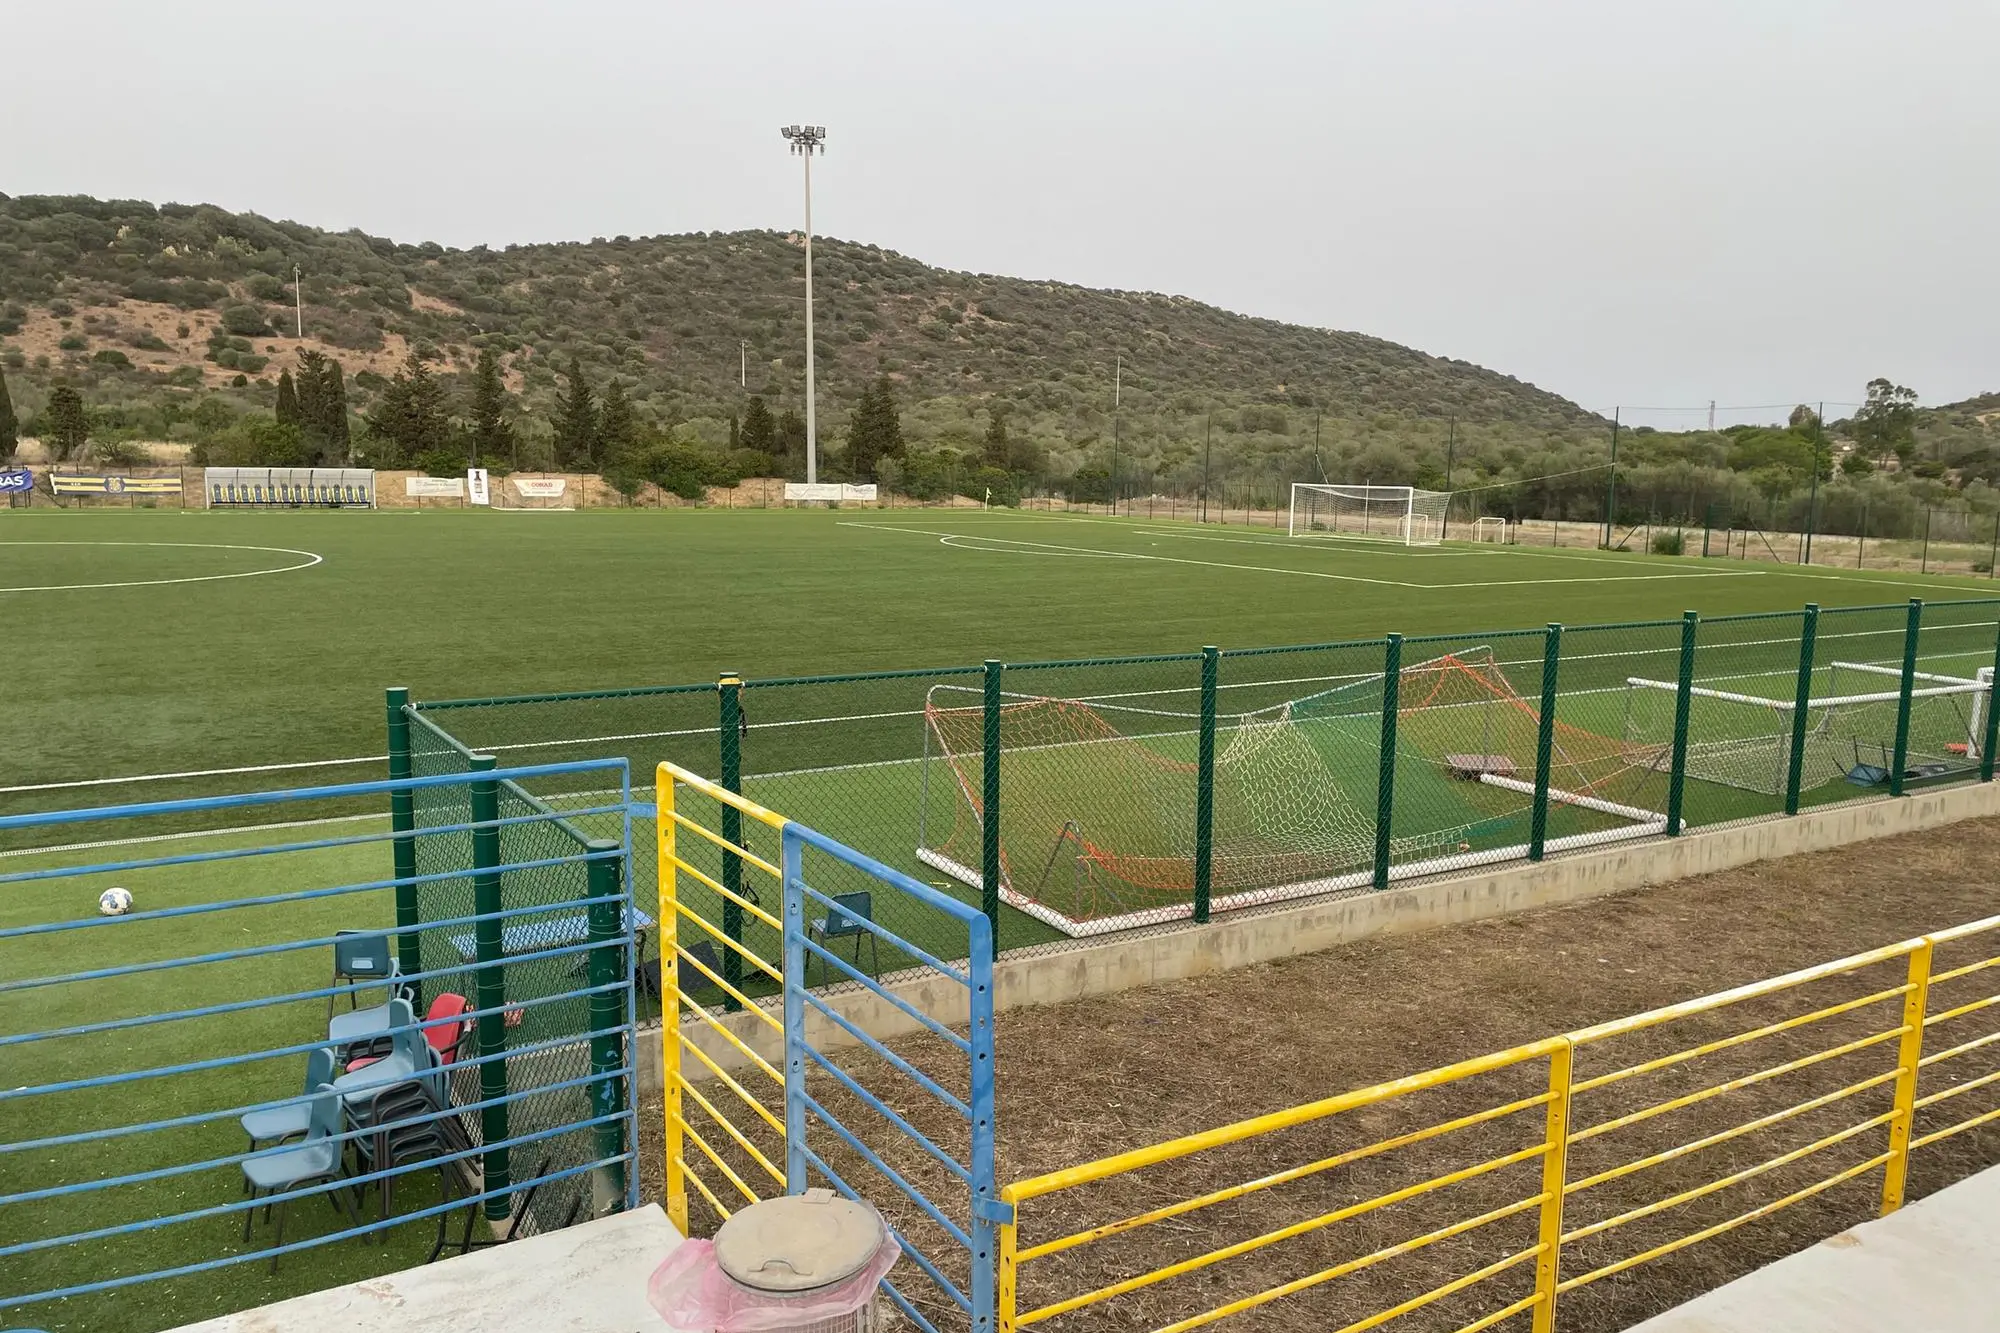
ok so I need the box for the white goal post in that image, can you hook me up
[1289,484,1450,547]
[1621,661,1993,796]
[1472,516,1508,543]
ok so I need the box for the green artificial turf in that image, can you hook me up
[8,506,2000,801]
[8,505,2000,1331]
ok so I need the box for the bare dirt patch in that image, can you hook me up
[640,817,2000,1331]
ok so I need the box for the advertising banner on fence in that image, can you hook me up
[48,474,182,495]
[0,469,32,493]
[467,467,491,506]
[510,477,568,498]
[406,476,465,498]
[783,482,877,502]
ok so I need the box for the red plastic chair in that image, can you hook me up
[347,994,472,1075]
[424,993,474,1065]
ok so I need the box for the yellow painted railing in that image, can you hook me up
[656,758,790,1236]
[1000,913,2000,1332]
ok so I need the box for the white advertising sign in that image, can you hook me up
[510,477,568,498]
[406,476,465,498]
[784,482,878,502]
[467,468,491,506]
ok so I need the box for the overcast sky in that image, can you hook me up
[6,1,1995,427]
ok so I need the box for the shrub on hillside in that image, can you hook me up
[58,333,88,351]
[91,349,132,368]
[415,448,469,478]
[1651,530,1686,556]
[219,305,270,337]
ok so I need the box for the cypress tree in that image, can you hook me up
[44,384,89,462]
[597,378,636,467]
[294,350,351,464]
[846,376,903,479]
[274,370,300,428]
[553,357,597,468]
[739,395,775,456]
[0,366,17,462]
[364,352,449,465]
[983,405,1009,468]
[467,348,514,465]
[775,408,806,475]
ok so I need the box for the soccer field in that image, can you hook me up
[8,505,1997,799]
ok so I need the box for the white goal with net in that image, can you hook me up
[1289,484,1450,547]
[1472,516,1508,543]
[1621,662,1992,797]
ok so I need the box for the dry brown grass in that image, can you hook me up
[640,817,2000,1332]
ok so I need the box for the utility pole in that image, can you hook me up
[1313,410,1325,482]
[293,264,304,338]
[1111,354,1121,516]
[781,124,826,483]
[739,340,747,389]
[1441,415,1457,541]
[1603,408,1621,548]
[1803,400,1825,565]
[1201,412,1213,523]
[1707,400,1715,433]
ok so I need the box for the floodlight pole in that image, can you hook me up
[1603,408,1621,548]
[782,124,827,484]
[293,265,304,338]
[1111,355,1121,516]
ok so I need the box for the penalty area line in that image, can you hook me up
[837,522,1767,588]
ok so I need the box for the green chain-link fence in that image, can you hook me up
[398,598,2000,979]
[393,702,635,1232]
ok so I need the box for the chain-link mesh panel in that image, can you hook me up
[941,655,1206,942]
[402,710,631,1236]
[1385,629,1565,881]
[1550,619,1682,843]
[406,710,477,999]
[1673,610,1809,829]
[736,667,1003,967]
[1210,639,1393,903]
[1791,603,1949,812]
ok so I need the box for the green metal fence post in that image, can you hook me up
[1373,635,1402,891]
[469,753,510,1219]
[386,687,423,988]
[1193,647,1219,922]
[1529,624,1562,860]
[982,660,1003,956]
[1984,612,2000,783]
[1784,605,1821,815]
[585,838,629,1218]
[718,673,744,1010]
[1665,611,1699,836]
[1890,600,1923,796]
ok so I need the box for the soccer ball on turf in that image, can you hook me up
[98,887,134,916]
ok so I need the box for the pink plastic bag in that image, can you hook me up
[647,1232,902,1332]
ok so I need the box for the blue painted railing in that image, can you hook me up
[782,821,1000,1333]
[0,762,638,1321]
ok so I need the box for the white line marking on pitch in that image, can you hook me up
[0,542,325,593]
[838,523,1766,588]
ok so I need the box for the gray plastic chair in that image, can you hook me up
[808,891,879,985]
[242,1084,356,1270]
[239,1047,336,1189]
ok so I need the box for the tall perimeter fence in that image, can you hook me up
[405,596,2000,976]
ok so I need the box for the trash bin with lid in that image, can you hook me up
[647,1189,900,1332]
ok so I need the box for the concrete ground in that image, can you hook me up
[1625,1164,2000,1332]
[167,1205,688,1333]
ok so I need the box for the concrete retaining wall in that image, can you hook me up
[633,782,2000,1096]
